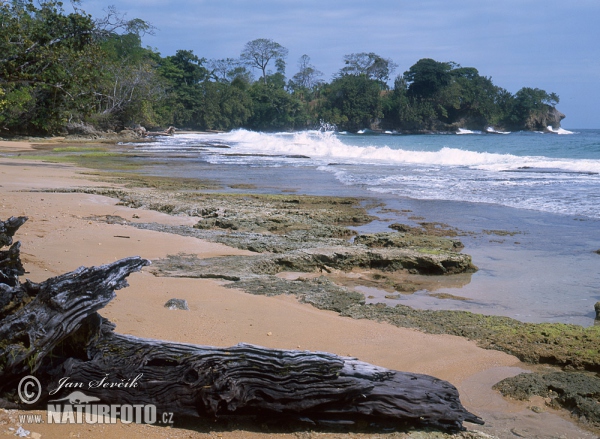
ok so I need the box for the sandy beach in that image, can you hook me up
[0,144,596,438]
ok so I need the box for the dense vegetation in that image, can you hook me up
[0,1,563,135]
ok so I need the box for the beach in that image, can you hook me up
[0,140,597,438]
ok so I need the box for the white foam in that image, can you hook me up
[457,128,476,134]
[138,129,600,218]
[195,129,600,174]
[547,126,575,135]
[486,126,511,134]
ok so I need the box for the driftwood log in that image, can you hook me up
[146,126,175,137]
[0,216,483,431]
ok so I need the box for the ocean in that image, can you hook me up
[127,128,600,326]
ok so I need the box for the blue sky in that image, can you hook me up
[80,0,600,128]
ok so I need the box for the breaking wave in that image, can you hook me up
[200,129,600,174]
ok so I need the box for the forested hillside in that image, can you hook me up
[0,1,564,135]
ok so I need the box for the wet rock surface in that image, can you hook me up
[151,244,475,280]
[355,232,464,251]
[494,371,600,427]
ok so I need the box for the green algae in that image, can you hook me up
[14,151,143,170]
[494,371,600,427]
[222,274,600,371]
[52,146,109,152]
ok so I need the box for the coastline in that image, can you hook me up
[0,139,597,438]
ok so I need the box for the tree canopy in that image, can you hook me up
[0,3,563,135]
[339,52,398,85]
[240,38,288,85]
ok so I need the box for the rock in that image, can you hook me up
[65,122,101,136]
[524,106,566,131]
[164,298,189,310]
[494,371,600,425]
[354,231,462,252]
[15,426,30,437]
[595,302,600,320]
[152,244,476,281]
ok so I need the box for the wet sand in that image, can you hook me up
[0,155,595,438]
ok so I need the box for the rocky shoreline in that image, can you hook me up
[34,169,599,431]
[4,140,599,436]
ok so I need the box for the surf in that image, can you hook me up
[191,129,600,175]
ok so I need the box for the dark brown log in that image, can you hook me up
[0,257,150,379]
[55,330,483,430]
[0,216,27,248]
[0,216,483,432]
[0,216,27,286]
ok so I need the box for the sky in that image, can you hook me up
[78,0,600,128]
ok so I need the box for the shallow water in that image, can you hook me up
[123,131,600,326]
[131,129,600,218]
[458,366,598,438]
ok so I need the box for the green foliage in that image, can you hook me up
[404,58,454,98]
[197,81,253,130]
[0,5,562,135]
[246,82,303,131]
[289,54,323,94]
[240,38,288,84]
[339,52,398,85]
[319,75,383,132]
[0,0,101,133]
[0,87,5,112]
[379,58,561,132]
[507,87,561,129]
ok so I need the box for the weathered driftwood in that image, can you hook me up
[0,216,483,431]
[146,126,175,137]
[0,216,27,287]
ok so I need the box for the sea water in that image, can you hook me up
[127,129,600,325]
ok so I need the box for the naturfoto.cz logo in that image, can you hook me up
[18,374,174,425]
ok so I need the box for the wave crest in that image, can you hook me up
[209,129,600,174]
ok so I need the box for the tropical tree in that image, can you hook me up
[90,33,165,128]
[319,75,383,131]
[195,81,253,130]
[339,52,398,85]
[206,58,253,83]
[156,50,209,128]
[240,38,288,84]
[289,54,323,92]
[0,0,100,133]
[403,58,454,98]
[245,81,302,130]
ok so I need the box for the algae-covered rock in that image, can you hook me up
[228,276,365,313]
[190,194,374,238]
[152,243,476,281]
[494,371,600,425]
[389,222,462,238]
[354,232,464,251]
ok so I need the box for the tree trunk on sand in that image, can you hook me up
[0,216,483,431]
